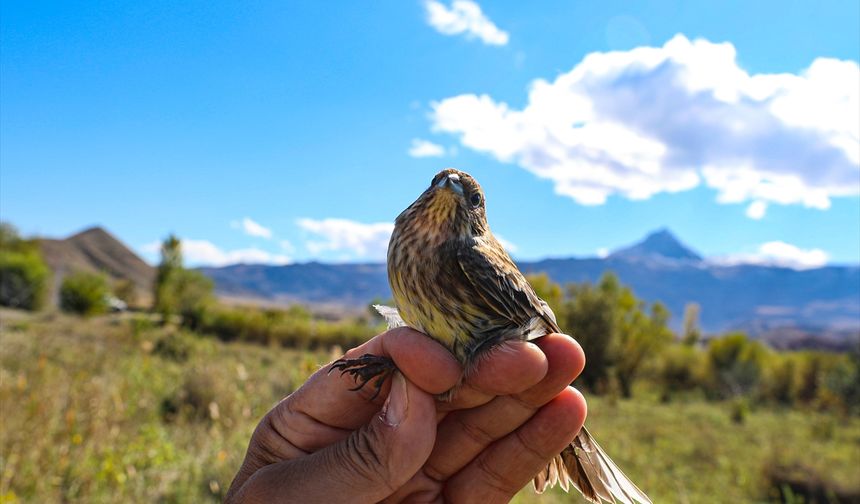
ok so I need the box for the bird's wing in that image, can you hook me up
[456,236,560,335]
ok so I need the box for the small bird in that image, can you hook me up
[331,168,651,503]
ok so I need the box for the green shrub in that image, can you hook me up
[706,332,768,398]
[762,460,860,504]
[153,333,194,362]
[195,304,376,350]
[59,271,110,316]
[761,354,797,405]
[658,344,707,400]
[0,250,50,310]
[113,278,138,307]
[730,397,750,424]
[821,350,860,414]
[161,368,222,423]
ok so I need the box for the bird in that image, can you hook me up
[330,168,651,504]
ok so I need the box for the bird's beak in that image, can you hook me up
[435,173,464,195]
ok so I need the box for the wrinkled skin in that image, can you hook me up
[226,327,587,503]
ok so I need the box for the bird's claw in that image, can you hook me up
[328,353,397,401]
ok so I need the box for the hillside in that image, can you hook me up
[199,230,860,342]
[38,227,155,305]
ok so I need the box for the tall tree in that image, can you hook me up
[154,234,182,319]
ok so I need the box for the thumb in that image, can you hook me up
[235,372,437,504]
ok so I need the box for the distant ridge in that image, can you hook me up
[30,225,860,347]
[199,229,860,345]
[38,227,155,306]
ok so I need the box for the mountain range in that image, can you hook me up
[35,226,859,348]
[201,229,860,344]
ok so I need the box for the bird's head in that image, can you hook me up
[397,168,489,241]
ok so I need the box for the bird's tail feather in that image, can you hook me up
[533,426,651,504]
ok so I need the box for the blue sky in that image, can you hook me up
[2,0,858,268]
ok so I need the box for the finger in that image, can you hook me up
[290,327,461,436]
[425,334,583,480]
[443,387,587,503]
[440,340,548,411]
[234,326,460,481]
[232,373,439,504]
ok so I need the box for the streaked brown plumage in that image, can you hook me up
[334,168,651,503]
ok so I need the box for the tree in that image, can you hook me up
[559,272,672,397]
[152,234,213,327]
[614,299,673,397]
[171,269,214,330]
[562,275,617,392]
[154,234,182,318]
[60,271,110,316]
[681,302,702,346]
[0,222,50,310]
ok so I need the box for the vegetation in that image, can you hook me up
[0,223,50,311]
[152,235,215,329]
[528,273,860,416]
[1,310,858,503]
[59,271,111,316]
[532,272,673,397]
[199,303,377,350]
[1,228,858,502]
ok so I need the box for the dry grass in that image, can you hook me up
[1,310,858,503]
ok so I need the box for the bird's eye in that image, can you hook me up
[470,193,482,207]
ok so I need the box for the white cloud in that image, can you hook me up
[424,0,509,46]
[140,239,289,267]
[231,217,273,239]
[431,34,860,209]
[408,138,446,158]
[182,239,290,267]
[297,218,394,260]
[745,200,767,220]
[596,247,609,259]
[712,241,829,270]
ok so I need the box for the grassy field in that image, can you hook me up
[1,310,858,503]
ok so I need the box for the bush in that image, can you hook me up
[194,304,376,350]
[706,332,768,398]
[153,333,194,362]
[59,271,110,316]
[658,344,707,400]
[762,460,860,503]
[156,268,214,329]
[113,278,138,307]
[822,349,860,414]
[0,250,50,311]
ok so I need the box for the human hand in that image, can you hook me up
[225,327,587,504]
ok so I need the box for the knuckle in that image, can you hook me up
[336,426,398,494]
[513,428,549,463]
[455,415,496,447]
[475,455,518,498]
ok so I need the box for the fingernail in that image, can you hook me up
[381,372,408,427]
